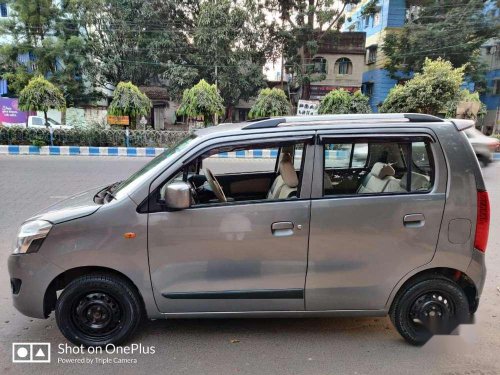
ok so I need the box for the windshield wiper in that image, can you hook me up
[104,181,122,201]
[94,181,121,204]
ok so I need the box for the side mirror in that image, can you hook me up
[162,182,191,210]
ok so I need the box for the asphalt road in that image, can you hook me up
[0,155,499,375]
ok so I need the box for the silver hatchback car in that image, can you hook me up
[8,114,490,346]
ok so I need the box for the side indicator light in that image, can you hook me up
[124,232,137,239]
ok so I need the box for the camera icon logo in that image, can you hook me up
[12,343,51,363]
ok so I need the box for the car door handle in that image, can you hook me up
[271,221,294,236]
[403,214,425,228]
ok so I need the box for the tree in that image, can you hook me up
[267,0,360,99]
[191,0,271,117]
[318,89,371,114]
[18,75,66,125]
[66,0,197,95]
[350,90,372,114]
[108,82,152,127]
[445,89,486,120]
[177,79,225,126]
[380,58,466,115]
[0,0,91,105]
[382,0,497,90]
[248,88,290,119]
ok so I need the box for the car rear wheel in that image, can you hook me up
[390,276,469,345]
[55,273,142,347]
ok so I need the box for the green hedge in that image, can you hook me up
[0,126,189,148]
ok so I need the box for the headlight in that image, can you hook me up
[13,220,52,254]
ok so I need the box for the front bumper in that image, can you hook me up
[8,253,64,319]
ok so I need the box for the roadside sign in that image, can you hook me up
[297,100,320,116]
[107,115,129,125]
[0,97,28,124]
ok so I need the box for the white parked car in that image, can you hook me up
[27,116,72,130]
[464,128,499,167]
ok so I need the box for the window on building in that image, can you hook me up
[336,58,353,75]
[373,12,380,26]
[311,56,327,74]
[494,79,500,95]
[0,3,7,17]
[366,46,377,64]
[364,15,370,28]
[363,82,374,97]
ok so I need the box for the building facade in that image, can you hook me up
[303,32,366,101]
[479,1,500,134]
[0,2,10,96]
[342,0,407,112]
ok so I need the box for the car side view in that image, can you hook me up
[8,113,489,346]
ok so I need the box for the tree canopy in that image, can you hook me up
[318,89,371,114]
[177,79,225,126]
[108,82,152,126]
[382,0,497,90]
[380,58,466,116]
[0,0,90,105]
[18,75,66,122]
[248,88,290,119]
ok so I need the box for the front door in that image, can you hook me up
[306,133,447,311]
[148,139,313,313]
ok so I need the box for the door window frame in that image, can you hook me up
[313,132,438,199]
[139,135,316,213]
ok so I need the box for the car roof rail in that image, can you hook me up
[243,117,286,129]
[242,113,444,130]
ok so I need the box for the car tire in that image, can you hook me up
[55,273,143,347]
[390,275,469,346]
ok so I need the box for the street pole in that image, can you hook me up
[214,61,219,126]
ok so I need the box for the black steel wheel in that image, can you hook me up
[390,276,469,345]
[56,273,143,347]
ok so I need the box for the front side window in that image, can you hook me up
[323,138,434,196]
[156,140,309,210]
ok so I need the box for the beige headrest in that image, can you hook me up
[400,172,430,190]
[279,153,299,188]
[371,162,395,179]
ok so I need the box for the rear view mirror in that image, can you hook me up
[162,182,191,210]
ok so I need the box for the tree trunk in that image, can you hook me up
[44,111,48,127]
[301,47,312,100]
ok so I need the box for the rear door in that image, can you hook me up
[306,130,447,311]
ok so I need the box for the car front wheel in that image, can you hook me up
[55,273,143,347]
[390,276,470,345]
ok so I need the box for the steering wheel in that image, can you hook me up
[204,168,227,203]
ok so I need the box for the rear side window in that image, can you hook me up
[323,138,434,196]
[31,117,44,126]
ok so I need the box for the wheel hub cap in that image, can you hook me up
[73,292,122,336]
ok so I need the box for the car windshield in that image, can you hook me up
[112,134,197,194]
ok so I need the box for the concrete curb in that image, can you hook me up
[0,145,499,161]
[0,145,165,157]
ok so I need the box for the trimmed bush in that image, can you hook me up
[0,126,189,148]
